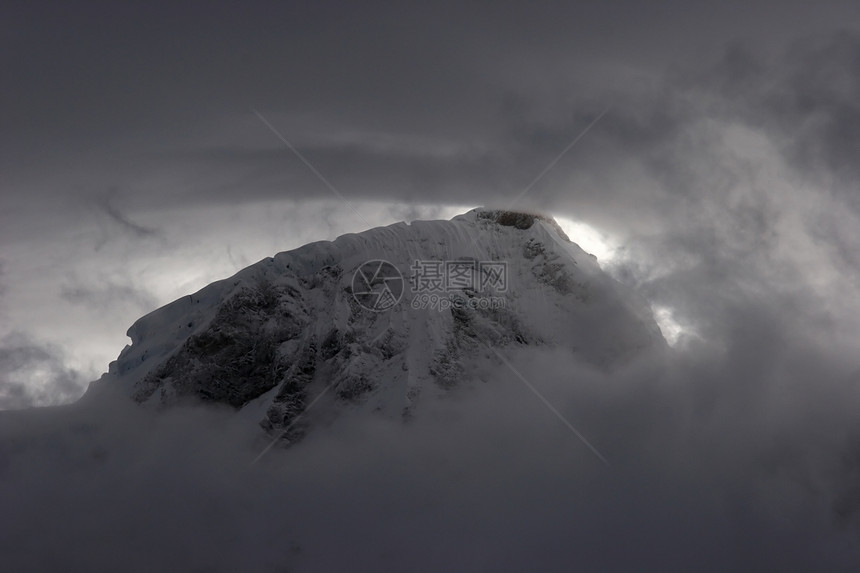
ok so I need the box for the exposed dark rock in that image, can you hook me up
[476,209,572,241]
[131,280,306,408]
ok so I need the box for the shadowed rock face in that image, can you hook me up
[490,211,541,229]
[88,209,665,436]
[131,280,307,409]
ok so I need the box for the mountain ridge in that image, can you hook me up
[83,208,665,438]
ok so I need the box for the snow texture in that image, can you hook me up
[85,209,665,436]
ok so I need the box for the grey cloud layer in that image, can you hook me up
[0,333,85,409]
[4,2,858,207]
[3,4,860,568]
[2,334,860,571]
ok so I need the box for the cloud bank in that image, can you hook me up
[2,319,859,571]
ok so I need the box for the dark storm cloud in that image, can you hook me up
[670,32,860,187]
[3,0,857,212]
[0,333,85,409]
[806,212,860,283]
[98,191,159,239]
[84,28,860,224]
[2,331,860,570]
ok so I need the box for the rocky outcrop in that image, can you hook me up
[86,209,665,436]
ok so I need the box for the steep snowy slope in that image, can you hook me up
[84,209,665,435]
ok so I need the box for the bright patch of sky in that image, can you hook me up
[554,216,622,264]
[554,216,694,345]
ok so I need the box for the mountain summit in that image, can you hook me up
[85,209,665,437]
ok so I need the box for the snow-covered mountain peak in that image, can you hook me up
[84,209,665,436]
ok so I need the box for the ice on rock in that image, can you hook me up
[83,209,666,436]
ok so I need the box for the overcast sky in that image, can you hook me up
[6,2,860,570]
[3,0,860,409]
